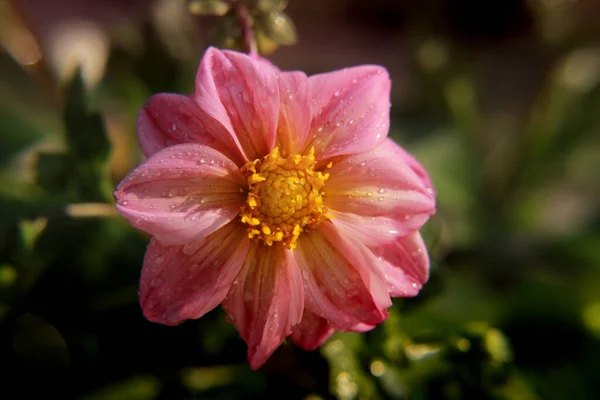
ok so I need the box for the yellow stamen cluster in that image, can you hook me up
[239,147,332,249]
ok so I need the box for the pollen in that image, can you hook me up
[239,147,331,249]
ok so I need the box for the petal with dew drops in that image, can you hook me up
[325,138,435,247]
[195,47,280,161]
[290,311,376,351]
[372,231,430,297]
[306,65,391,162]
[294,222,391,332]
[290,310,335,351]
[114,143,245,245]
[276,71,312,156]
[222,243,304,370]
[386,138,435,193]
[137,93,247,166]
[140,221,250,326]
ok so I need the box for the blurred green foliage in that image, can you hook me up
[1,0,600,399]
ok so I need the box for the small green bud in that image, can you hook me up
[258,11,297,46]
[188,0,231,17]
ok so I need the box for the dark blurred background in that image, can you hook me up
[1,0,599,398]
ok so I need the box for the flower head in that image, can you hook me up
[114,47,436,369]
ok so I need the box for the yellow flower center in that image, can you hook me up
[239,147,332,249]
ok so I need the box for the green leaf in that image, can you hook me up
[60,70,113,202]
[81,376,161,400]
[0,106,43,166]
[36,152,71,193]
[64,71,111,164]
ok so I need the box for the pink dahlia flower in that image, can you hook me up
[114,47,436,369]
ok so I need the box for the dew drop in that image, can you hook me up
[242,91,251,103]
[302,269,310,280]
[151,277,164,287]
[378,188,386,194]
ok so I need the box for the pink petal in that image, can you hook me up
[386,138,435,193]
[294,222,391,331]
[137,93,247,166]
[139,221,250,326]
[372,231,430,297]
[290,312,375,351]
[222,243,304,370]
[114,143,245,245]
[195,47,280,161]
[306,65,391,161]
[325,138,435,247]
[276,71,312,156]
[351,323,376,332]
[290,310,334,351]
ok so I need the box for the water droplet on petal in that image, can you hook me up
[151,277,164,287]
[378,188,386,194]
[242,91,251,103]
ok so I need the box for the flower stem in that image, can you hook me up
[232,1,257,56]
[65,203,119,218]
